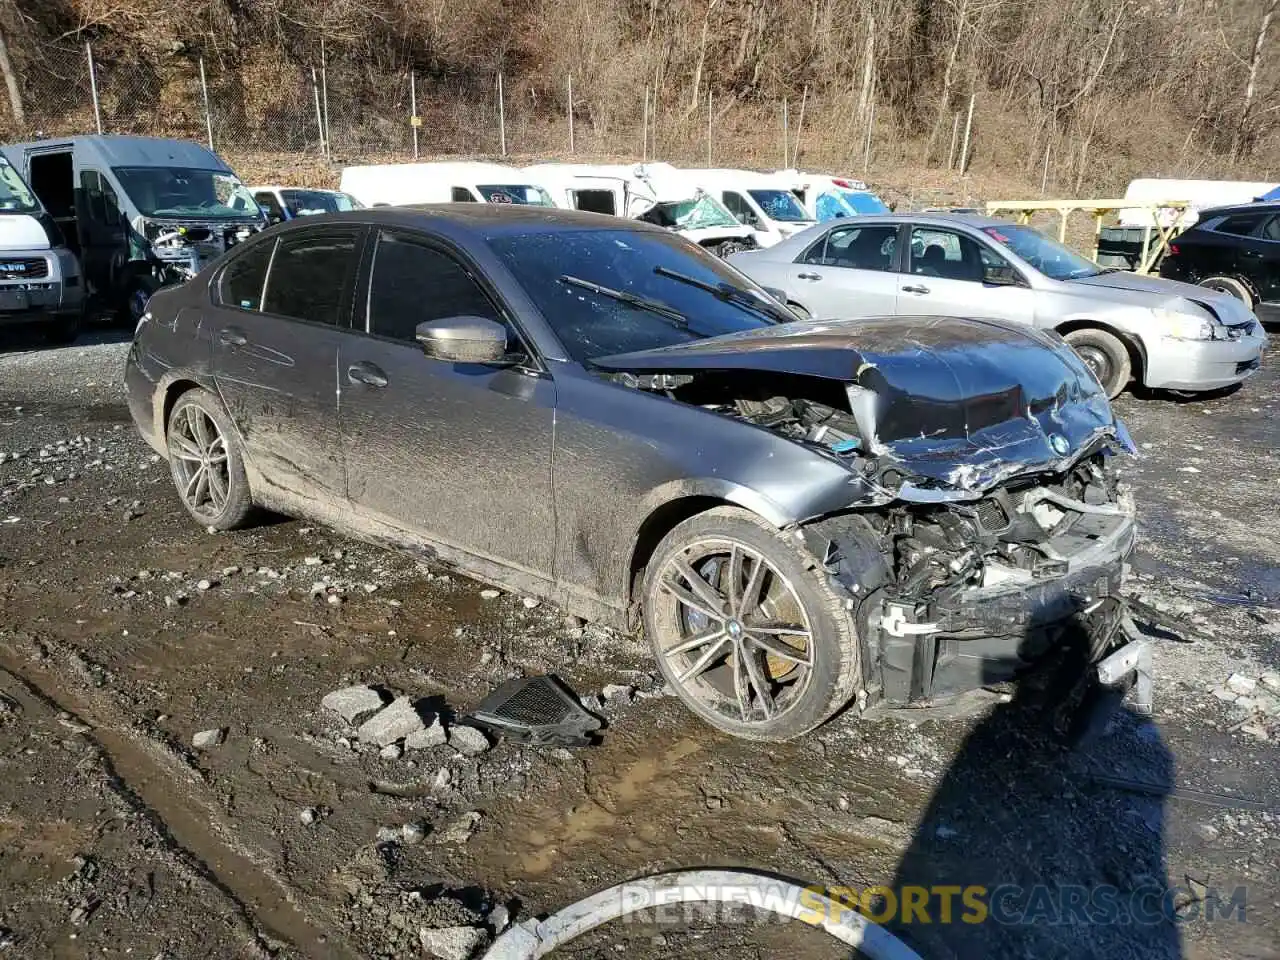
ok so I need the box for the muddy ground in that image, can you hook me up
[1,329,1277,960]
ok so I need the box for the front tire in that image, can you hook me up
[1064,328,1132,399]
[641,507,862,741]
[165,388,254,530]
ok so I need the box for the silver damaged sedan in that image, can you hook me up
[729,213,1267,398]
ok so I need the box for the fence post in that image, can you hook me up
[410,70,419,159]
[947,112,960,169]
[199,58,214,151]
[781,96,788,168]
[959,93,975,173]
[497,72,506,156]
[567,73,574,154]
[311,67,327,158]
[320,38,331,154]
[863,97,874,173]
[707,88,712,165]
[791,84,808,167]
[86,42,103,134]
[641,86,649,161]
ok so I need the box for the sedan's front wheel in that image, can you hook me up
[642,507,862,741]
[166,388,254,530]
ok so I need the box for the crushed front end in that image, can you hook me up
[138,218,262,284]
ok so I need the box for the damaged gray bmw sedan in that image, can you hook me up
[125,206,1142,741]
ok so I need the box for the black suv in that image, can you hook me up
[1160,202,1280,324]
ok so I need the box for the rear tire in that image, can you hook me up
[165,388,254,531]
[43,312,82,345]
[1064,328,1132,399]
[641,506,862,741]
[1199,276,1254,309]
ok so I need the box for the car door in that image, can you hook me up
[896,225,1037,325]
[209,225,364,503]
[1242,214,1280,317]
[76,169,127,300]
[338,228,555,578]
[786,222,901,318]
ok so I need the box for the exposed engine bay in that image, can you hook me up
[141,218,262,284]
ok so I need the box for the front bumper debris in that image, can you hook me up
[1096,618,1152,715]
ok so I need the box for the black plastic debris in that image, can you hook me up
[463,675,602,747]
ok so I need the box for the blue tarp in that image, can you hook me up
[1259,185,1280,201]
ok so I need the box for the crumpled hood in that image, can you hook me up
[594,315,1132,496]
[1067,271,1255,324]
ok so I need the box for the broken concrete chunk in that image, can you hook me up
[1225,674,1258,697]
[376,825,401,844]
[479,589,500,600]
[299,807,322,826]
[436,810,482,845]
[405,719,447,750]
[601,683,635,705]
[401,821,428,845]
[357,697,426,747]
[322,685,387,725]
[192,728,226,749]
[379,742,403,760]
[449,724,490,757]
[419,925,487,960]
[1261,672,1280,693]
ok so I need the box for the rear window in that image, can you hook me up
[220,240,274,311]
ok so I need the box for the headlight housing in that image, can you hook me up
[1154,308,1219,341]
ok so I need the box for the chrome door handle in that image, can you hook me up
[219,327,247,347]
[796,272,822,281]
[901,284,931,294]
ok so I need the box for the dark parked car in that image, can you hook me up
[1160,201,1280,325]
[125,206,1143,741]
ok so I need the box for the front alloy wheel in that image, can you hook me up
[642,507,863,741]
[165,388,254,530]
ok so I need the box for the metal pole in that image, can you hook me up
[410,70,419,160]
[1040,135,1052,195]
[707,88,712,166]
[86,42,103,134]
[782,96,789,168]
[497,72,506,156]
[320,38,330,156]
[791,84,808,167]
[947,112,960,169]
[642,86,649,161]
[199,58,214,151]
[959,93,975,173]
[567,73,574,154]
[311,67,326,157]
[863,97,875,174]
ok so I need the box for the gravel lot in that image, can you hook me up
[0,328,1277,960]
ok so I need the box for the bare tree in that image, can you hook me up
[0,23,23,127]
[1234,0,1277,160]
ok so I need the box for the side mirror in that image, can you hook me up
[415,316,508,363]
[983,264,1024,287]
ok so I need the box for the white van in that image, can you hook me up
[525,161,755,255]
[339,162,556,207]
[1117,178,1279,229]
[0,151,83,342]
[681,168,816,247]
[775,169,890,221]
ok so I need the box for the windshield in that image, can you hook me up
[487,228,775,363]
[114,167,261,219]
[840,189,889,214]
[643,194,740,230]
[747,189,810,223]
[982,223,1100,280]
[476,184,556,206]
[0,159,40,214]
[280,189,361,216]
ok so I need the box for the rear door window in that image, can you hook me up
[1261,216,1280,242]
[800,224,897,271]
[366,230,502,342]
[1214,214,1264,237]
[219,240,275,311]
[908,227,986,282]
[261,227,363,326]
[451,187,477,202]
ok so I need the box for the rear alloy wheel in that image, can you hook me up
[642,507,862,741]
[1199,276,1254,309]
[166,388,253,530]
[1064,328,1132,399]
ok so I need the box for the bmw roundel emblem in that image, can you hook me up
[1049,433,1070,456]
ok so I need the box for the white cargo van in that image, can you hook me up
[339,162,556,207]
[0,152,83,342]
[681,168,816,247]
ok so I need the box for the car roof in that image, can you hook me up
[266,203,671,237]
[3,135,230,171]
[1195,201,1280,219]
[814,212,1006,229]
[340,161,533,180]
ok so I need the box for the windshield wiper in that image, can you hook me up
[652,265,792,324]
[558,275,689,329]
